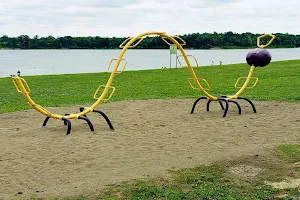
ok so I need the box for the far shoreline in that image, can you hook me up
[1,46,299,50]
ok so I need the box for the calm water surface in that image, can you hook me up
[0,48,299,77]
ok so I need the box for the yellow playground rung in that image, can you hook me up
[177,55,199,68]
[161,36,186,46]
[257,34,276,48]
[93,85,116,102]
[119,37,144,49]
[107,58,127,73]
[12,77,31,94]
[235,77,259,89]
[188,78,211,91]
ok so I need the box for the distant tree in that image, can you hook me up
[296,35,300,47]
[18,35,30,49]
[0,32,299,49]
[30,35,40,49]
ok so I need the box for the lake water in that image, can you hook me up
[0,48,299,77]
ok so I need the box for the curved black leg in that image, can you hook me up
[217,98,229,117]
[207,99,225,112]
[93,110,114,130]
[191,97,207,114]
[228,100,242,114]
[78,116,94,132]
[206,100,212,111]
[238,97,257,113]
[79,107,88,118]
[64,114,70,125]
[62,118,71,135]
[42,117,50,127]
[219,101,225,110]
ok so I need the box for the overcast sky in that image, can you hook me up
[0,0,299,37]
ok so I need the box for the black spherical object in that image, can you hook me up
[246,48,272,67]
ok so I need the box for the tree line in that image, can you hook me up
[0,32,299,49]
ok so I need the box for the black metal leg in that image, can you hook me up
[63,114,70,125]
[93,110,114,130]
[228,100,242,114]
[191,97,207,114]
[43,116,71,135]
[219,101,225,110]
[207,99,225,112]
[218,96,226,110]
[42,117,50,127]
[217,98,229,117]
[238,97,257,113]
[78,116,94,132]
[62,118,71,135]
[79,107,88,118]
[206,100,212,111]
[207,99,226,113]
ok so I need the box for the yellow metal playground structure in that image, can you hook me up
[11,31,275,135]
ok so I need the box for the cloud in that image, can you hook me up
[0,0,299,37]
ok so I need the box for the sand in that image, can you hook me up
[0,99,299,199]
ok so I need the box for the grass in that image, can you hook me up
[276,144,300,163]
[97,165,275,200]
[0,59,300,113]
[47,154,300,200]
[1,59,300,199]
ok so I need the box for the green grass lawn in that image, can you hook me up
[1,59,300,199]
[48,151,300,200]
[0,59,299,113]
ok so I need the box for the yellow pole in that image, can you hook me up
[228,65,255,99]
[12,77,62,119]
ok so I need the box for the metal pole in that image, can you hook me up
[176,50,178,68]
[169,50,171,68]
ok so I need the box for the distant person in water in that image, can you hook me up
[219,61,222,65]
[211,61,215,66]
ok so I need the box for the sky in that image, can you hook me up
[0,0,299,37]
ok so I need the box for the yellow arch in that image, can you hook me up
[11,31,275,121]
[11,31,217,120]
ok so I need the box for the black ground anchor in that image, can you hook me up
[191,97,208,114]
[42,114,92,135]
[79,107,114,130]
[42,116,72,135]
[93,109,114,130]
[42,117,50,127]
[191,97,224,114]
[191,95,254,117]
[64,113,94,132]
[218,97,243,117]
[64,113,70,125]
[206,99,225,111]
[78,116,94,131]
[221,96,256,113]
[228,100,242,114]
[238,97,257,113]
[79,107,88,118]
[41,107,114,135]
[62,117,71,135]
[217,98,229,117]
